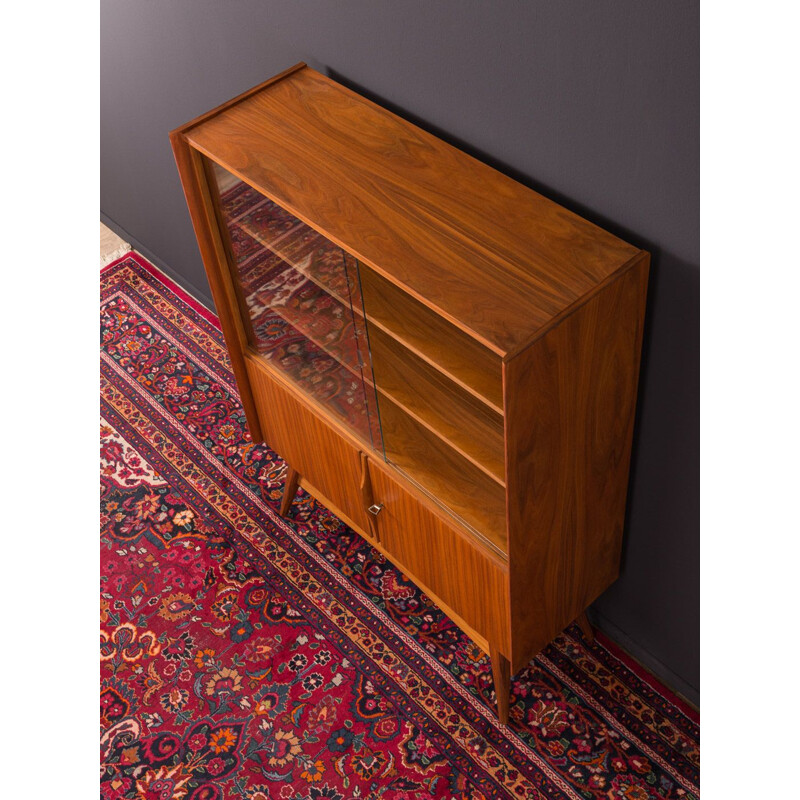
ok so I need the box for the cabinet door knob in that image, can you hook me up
[367,503,384,516]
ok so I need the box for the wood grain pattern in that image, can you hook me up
[368,458,511,653]
[504,255,649,672]
[185,66,639,356]
[245,353,371,533]
[169,132,263,443]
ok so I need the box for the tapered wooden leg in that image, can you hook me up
[576,611,595,643]
[279,466,300,516]
[490,645,511,725]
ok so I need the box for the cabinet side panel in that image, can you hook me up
[505,255,649,672]
[245,354,370,533]
[169,133,263,442]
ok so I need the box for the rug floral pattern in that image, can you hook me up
[100,254,699,800]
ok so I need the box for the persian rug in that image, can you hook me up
[100,252,699,800]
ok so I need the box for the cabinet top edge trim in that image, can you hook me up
[169,62,308,139]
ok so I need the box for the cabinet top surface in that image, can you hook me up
[180,64,641,356]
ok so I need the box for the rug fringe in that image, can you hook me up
[100,242,132,268]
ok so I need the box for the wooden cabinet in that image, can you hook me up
[170,63,649,723]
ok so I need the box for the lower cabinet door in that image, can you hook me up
[245,353,510,655]
[245,354,372,534]
[367,459,510,654]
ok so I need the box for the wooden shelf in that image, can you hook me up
[368,325,505,484]
[379,404,508,556]
[359,267,504,414]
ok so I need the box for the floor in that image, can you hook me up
[100,222,131,267]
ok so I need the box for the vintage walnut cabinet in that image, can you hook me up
[170,63,649,723]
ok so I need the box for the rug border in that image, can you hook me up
[101,251,220,328]
[595,631,700,724]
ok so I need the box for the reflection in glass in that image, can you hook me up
[209,160,383,451]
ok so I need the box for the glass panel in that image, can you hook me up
[208,159,383,452]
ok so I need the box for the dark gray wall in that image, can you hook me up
[101,1,699,704]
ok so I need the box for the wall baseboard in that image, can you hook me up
[100,214,215,311]
[588,608,699,709]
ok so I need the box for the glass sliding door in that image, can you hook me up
[206,159,383,452]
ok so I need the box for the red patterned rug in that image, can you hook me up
[100,253,699,800]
